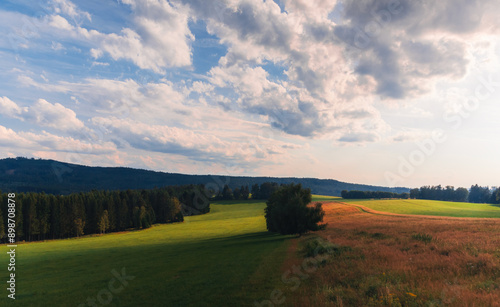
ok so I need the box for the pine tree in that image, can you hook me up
[98,210,110,234]
[0,206,5,243]
[74,218,85,237]
[38,194,50,240]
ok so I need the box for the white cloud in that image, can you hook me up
[30,98,85,131]
[91,61,109,67]
[0,125,34,147]
[389,130,432,143]
[51,0,92,22]
[51,41,65,51]
[0,96,85,134]
[48,14,74,31]
[88,115,306,171]
[0,124,115,155]
[167,0,500,141]
[0,96,27,119]
[5,0,500,150]
[47,1,194,72]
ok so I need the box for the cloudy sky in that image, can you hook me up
[0,0,499,188]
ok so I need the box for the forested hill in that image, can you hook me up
[0,157,408,196]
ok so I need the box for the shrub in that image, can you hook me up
[411,233,433,244]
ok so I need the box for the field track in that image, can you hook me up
[328,200,500,220]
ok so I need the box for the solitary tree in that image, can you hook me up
[264,183,326,236]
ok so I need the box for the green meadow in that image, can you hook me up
[2,196,499,306]
[0,200,292,306]
[338,198,500,218]
[311,195,341,202]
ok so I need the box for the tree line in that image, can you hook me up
[409,185,500,204]
[341,190,410,199]
[213,182,281,200]
[0,185,210,243]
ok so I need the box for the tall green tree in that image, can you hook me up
[37,194,50,240]
[222,185,233,200]
[491,188,500,204]
[265,183,325,236]
[98,210,110,234]
[166,197,182,222]
[241,185,250,200]
[0,206,5,243]
[251,184,260,199]
[454,187,469,202]
[74,218,85,237]
[26,194,40,241]
[233,187,241,200]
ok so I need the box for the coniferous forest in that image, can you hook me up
[0,185,210,243]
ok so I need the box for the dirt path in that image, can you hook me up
[324,200,500,221]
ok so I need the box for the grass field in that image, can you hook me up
[287,202,500,306]
[311,195,341,202]
[337,198,500,218]
[0,200,292,306]
[2,196,499,306]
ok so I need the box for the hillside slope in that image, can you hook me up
[0,157,408,195]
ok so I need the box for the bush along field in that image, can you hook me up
[285,201,500,306]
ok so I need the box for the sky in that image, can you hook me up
[0,0,499,189]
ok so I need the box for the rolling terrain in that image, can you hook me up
[1,196,499,306]
[0,157,408,196]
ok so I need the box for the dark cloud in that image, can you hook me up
[245,102,325,137]
[333,0,493,99]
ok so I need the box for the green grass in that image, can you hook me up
[311,195,341,202]
[338,199,500,218]
[0,200,292,306]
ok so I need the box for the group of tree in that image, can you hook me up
[0,184,210,243]
[213,182,281,200]
[265,183,326,236]
[409,185,469,202]
[341,190,410,199]
[409,185,500,204]
[468,185,500,204]
[215,185,250,200]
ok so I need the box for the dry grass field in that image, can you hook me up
[284,202,500,306]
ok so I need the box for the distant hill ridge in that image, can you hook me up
[0,157,408,196]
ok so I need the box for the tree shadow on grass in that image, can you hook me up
[201,231,293,248]
[211,199,266,205]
